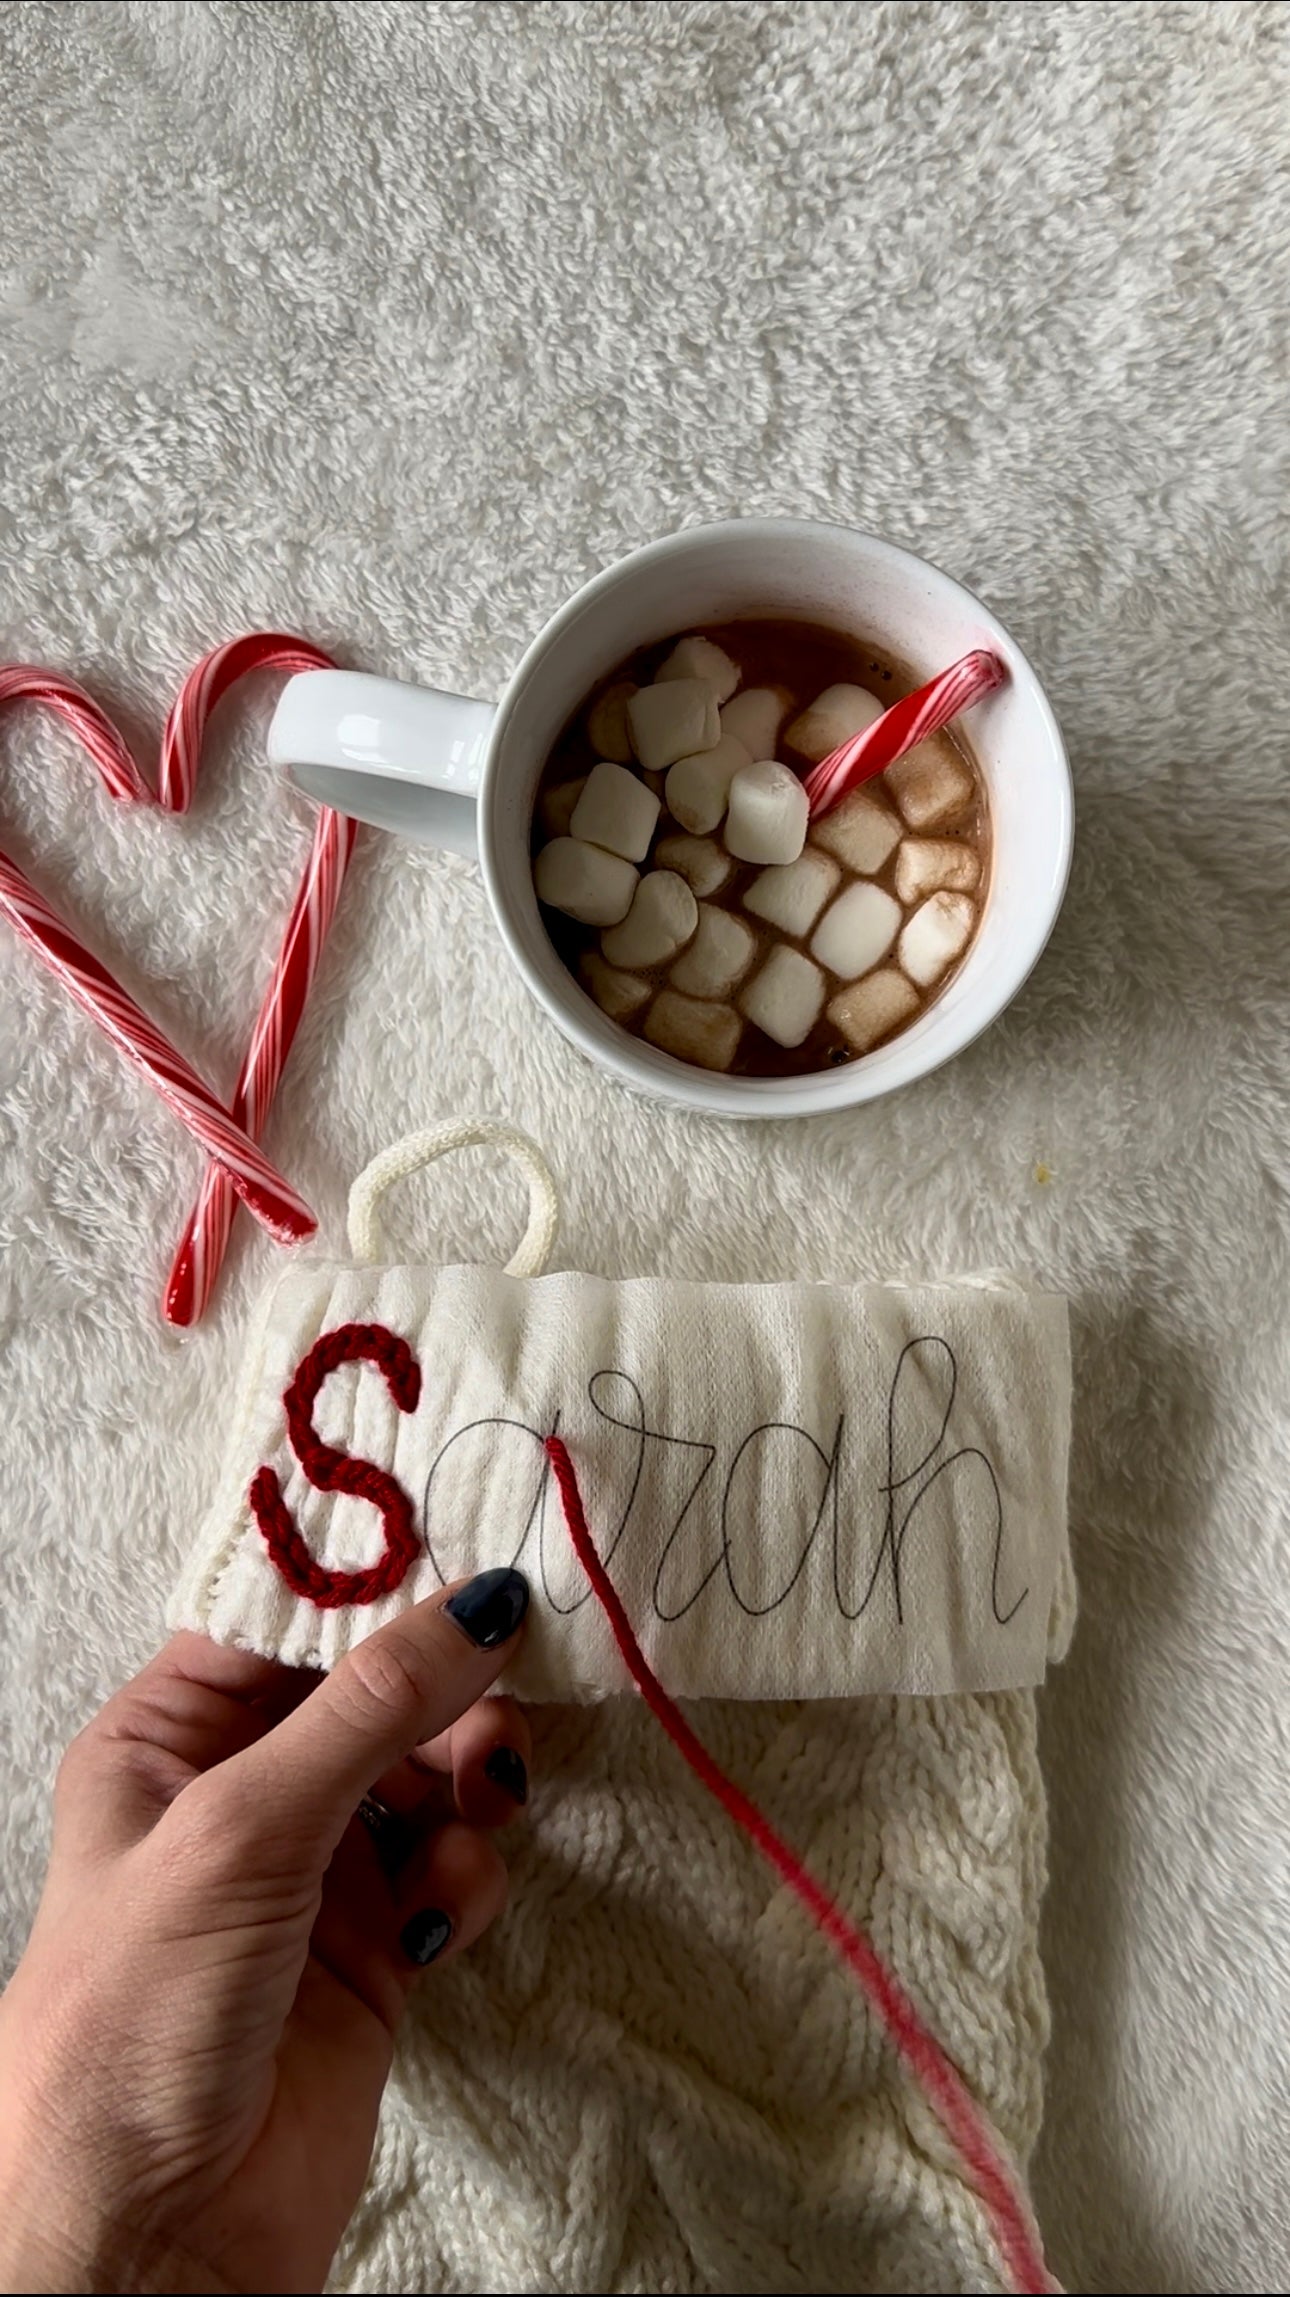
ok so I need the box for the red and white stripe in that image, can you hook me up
[0,856,314,1243]
[0,666,154,805]
[155,633,356,1324]
[159,631,333,815]
[163,799,358,1325]
[0,642,357,1316]
[805,648,1007,818]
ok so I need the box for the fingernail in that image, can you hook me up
[356,1793,413,1877]
[444,1567,530,1650]
[484,1745,529,1805]
[400,1908,453,1966]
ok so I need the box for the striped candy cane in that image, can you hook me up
[0,645,357,1307]
[0,666,155,804]
[155,634,357,1325]
[0,843,313,1245]
[805,648,1006,818]
[163,795,357,1325]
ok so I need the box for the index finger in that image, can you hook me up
[199,1569,529,1860]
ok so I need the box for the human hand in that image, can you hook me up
[0,1568,531,2296]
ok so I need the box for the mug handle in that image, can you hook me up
[267,670,495,856]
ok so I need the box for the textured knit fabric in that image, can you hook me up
[339,1689,1051,2295]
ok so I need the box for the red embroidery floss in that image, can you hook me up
[544,1434,1055,2297]
[251,1323,422,1607]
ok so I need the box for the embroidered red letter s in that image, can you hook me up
[250,1323,423,1609]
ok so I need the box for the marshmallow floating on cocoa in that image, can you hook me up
[665,731,751,835]
[587,680,637,765]
[627,679,720,774]
[654,832,733,898]
[655,635,740,704]
[539,776,588,840]
[570,760,660,863]
[884,741,974,831]
[740,944,826,1048]
[828,968,921,1052]
[602,869,698,969]
[645,989,742,1072]
[899,890,976,986]
[534,837,638,927]
[744,849,840,939]
[580,951,652,1020]
[724,759,809,866]
[894,837,981,905]
[811,881,902,979]
[720,685,789,760]
[809,786,903,877]
[785,682,884,764]
[670,903,757,999]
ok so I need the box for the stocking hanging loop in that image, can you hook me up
[346,1119,560,1275]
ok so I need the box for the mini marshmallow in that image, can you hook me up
[724,759,809,866]
[670,903,757,999]
[654,833,733,898]
[894,837,981,905]
[586,680,637,765]
[811,882,902,979]
[785,683,885,764]
[899,890,976,987]
[539,776,587,840]
[656,635,740,704]
[570,760,660,862]
[664,731,750,835]
[720,685,789,759]
[602,870,698,970]
[829,968,921,1053]
[645,989,742,1073]
[534,837,638,928]
[579,951,652,1021]
[740,944,826,1049]
[627,679,720,774]
[884,739,974,831]
[744,849,841,939]
[808,786,903,877]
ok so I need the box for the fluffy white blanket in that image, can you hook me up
[2,5,1287,2291]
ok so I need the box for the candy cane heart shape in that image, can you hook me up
[0,665,314,1248]
[0,641,359,1296]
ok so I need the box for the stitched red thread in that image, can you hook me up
[543,1434,1055,2297]
[251,1323,422,1607]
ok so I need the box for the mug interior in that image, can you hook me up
[482,520,1071,1117]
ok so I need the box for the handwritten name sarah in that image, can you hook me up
[250,1323,1026,1631]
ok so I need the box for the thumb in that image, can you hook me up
[187,1569,530,1863]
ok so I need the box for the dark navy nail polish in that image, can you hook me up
[484,1745,529,1804]
[400,1908,453,1966]
[356,1793,413,1877]
[444,1567,530,1650]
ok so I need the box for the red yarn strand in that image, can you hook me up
[543,1434,1054,2297]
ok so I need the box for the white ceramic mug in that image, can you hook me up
[267,519,1072,1118]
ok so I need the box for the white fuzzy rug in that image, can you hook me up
[2,4,1288,2291]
